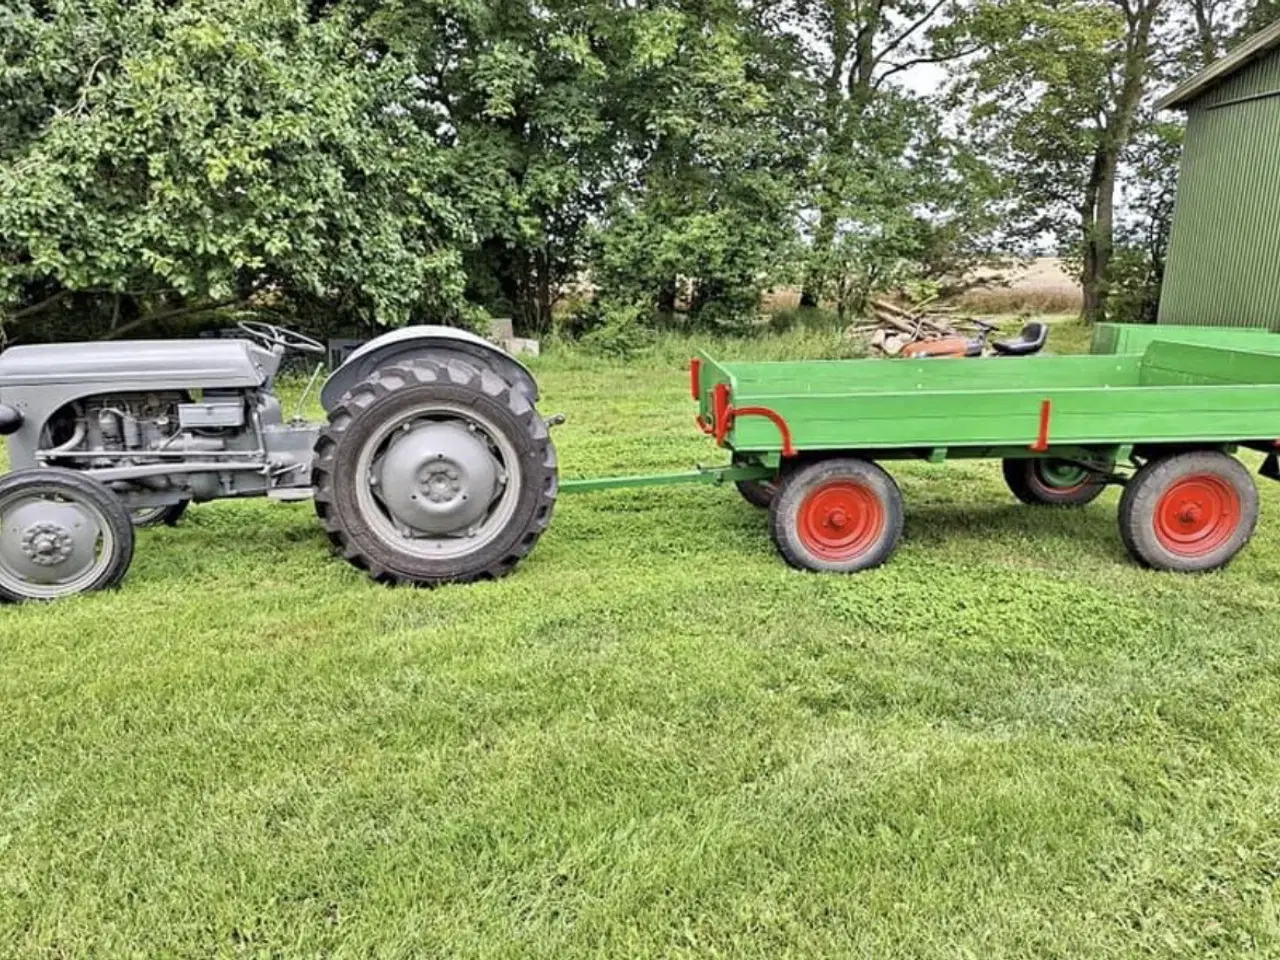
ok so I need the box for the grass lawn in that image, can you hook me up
[3,320,1280,957]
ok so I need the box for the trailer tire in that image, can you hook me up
[770,458,903,573]
[312,358,557,586]
[735,478,779,509]
[1118,451,1257,573]
[1003,458,1107,506]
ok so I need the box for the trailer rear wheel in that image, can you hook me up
[1119,451,1257,572]
[770,458,903,573]
[1003,458,1107,506]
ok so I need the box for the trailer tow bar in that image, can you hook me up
[560,463,775,495]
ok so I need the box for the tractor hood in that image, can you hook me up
[0,339,271,390]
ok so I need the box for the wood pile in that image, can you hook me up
[846,297,964,357]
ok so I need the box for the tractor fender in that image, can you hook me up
[320,325,538,412]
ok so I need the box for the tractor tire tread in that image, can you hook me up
[312,358,556,586]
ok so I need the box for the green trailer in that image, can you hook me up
[669,338,1280,574]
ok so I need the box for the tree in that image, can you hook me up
[0,0,468,342]
[955,0,1174,324]
[593,2,813,327]
[354,0,813,333]
[757,0,982,309]
[348,0,630,335]
[952,0,1274,325]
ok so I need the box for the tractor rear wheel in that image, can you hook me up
[131,501,190,528]
[769,458,903,573]
[1119,451,1257,572]
[1003,457,1108,506]
[0,467,135,601]
[312,358,557,586]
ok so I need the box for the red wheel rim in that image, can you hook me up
[1153,473,1241,557]
[797,480,885,561]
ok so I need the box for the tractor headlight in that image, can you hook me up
[0,404,23,436]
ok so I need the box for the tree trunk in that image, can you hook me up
[801,208,837,307]
[533,248,554,335]
[657,277,678,316]
[1079,0,1160,325]
[1079,142,1119,325]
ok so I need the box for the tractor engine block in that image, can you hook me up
[42,392,259,499]
[75,392,247,456]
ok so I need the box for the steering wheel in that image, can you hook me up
[237,320,326,356]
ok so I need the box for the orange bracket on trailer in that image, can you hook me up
[696,381,796,457]
[1031,399,1052,452]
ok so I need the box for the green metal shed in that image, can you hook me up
[1157,20,1280,328]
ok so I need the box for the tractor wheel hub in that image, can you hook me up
[377,421,501,536]
[0,500,99,585]
[21,522,74,566]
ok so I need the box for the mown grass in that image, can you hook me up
[3,319,1280,957]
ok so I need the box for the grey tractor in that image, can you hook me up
[0,322,557,601]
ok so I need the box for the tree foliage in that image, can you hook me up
[2,0,1278,340]
[951,0,1270,324]
[1,0,470,341]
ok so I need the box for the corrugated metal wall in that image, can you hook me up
[1159,50,1280,328]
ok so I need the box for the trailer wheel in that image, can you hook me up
[770,458,903,573]
[312,358,557,586]
[0,467,135,602]
[735,478,779,509]
[1118,451,1257,572]
[1003,458,1107,506]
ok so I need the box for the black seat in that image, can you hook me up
[992,322,1049,357]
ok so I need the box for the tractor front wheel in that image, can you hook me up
[312,358,557,586]
[769,458,903,573]
[1003,457,1108,506]
[0,467,135,601]
[1119,451,1257,572]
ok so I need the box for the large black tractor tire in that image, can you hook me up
[1118,450,1257,573]
[1003,457,1108,506]
[312,358,557,586]
[0,467,135,602]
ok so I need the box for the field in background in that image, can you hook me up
[763,257,1084,317]
[3,319,1280,957]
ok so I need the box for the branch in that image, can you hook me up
[61,57,108,118]
[872,45,981,89]
[6,289,70,322]
[873,0,951,69]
